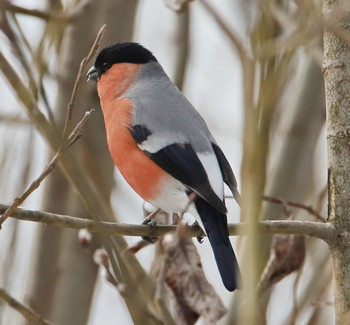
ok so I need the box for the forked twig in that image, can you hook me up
[0,25,106,229]
[200,0,249,63]
[143,208,162,225]
[0,110,93,228]
[62,24,106,138]
[225,194,326,222]
[262,195,326,222]
[0,24,106,229]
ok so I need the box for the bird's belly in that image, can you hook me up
[149,176,197,214]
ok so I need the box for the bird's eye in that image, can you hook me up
[102,62,111,70]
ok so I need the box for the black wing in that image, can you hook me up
[147,143,226,214]
[131,124,226,213]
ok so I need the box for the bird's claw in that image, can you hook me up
[196,235,204,244]
[142,220,158,243]
[192,221,205,243]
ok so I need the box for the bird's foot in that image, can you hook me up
[192,220,205,243]
[142,220,158,243]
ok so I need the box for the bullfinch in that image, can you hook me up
[87,42,241,291]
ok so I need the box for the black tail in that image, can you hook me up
[194,197,241,291]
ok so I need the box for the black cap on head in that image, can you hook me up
[87,42,157,81]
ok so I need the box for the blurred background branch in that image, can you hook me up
[0,288,54,325]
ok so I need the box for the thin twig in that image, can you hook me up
[290,263,303,325]
[62,24,106,138]
[0,288,54,325]
[4,2,59,21]
[181,192,197,216]
[4,1,88,23]
[0,204,334,242]
[143,208,161,224]
[0,110,93,229]
[268,195,292,218]
[226,194,326,222]
[0,24,104,229]
[66,109,94,145]
[262,195,326,222]
[0,50,54,139]
[200,0,249,62]
[315,186,328,214]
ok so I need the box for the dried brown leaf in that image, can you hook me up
[258,234,306,294]
[154,223,227,324]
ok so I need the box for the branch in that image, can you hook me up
[4,1,88,23]
[4,2,60,21]
[0,204,334,242]
[0,24,104,229]
[200,0,249,63]
[62,24,106,138]
[262,195,326,222]
[0,288,54,325]
[226,194,327,222]
[0,110,93,229]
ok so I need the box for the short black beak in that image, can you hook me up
[86,66,99,82]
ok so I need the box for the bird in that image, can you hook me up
[87,42,241,291]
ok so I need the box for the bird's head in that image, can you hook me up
[87,42,157,82]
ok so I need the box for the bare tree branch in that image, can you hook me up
[0,288,54,325]
[200,0,249,63]
[62,24,105,138]
[226,194,327,222]
[262,195,326,222]
[0,204,333,242]
[0,110,93,228]
[3,0,89,23]
[0,24,104,229]
[3,2,60,21]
